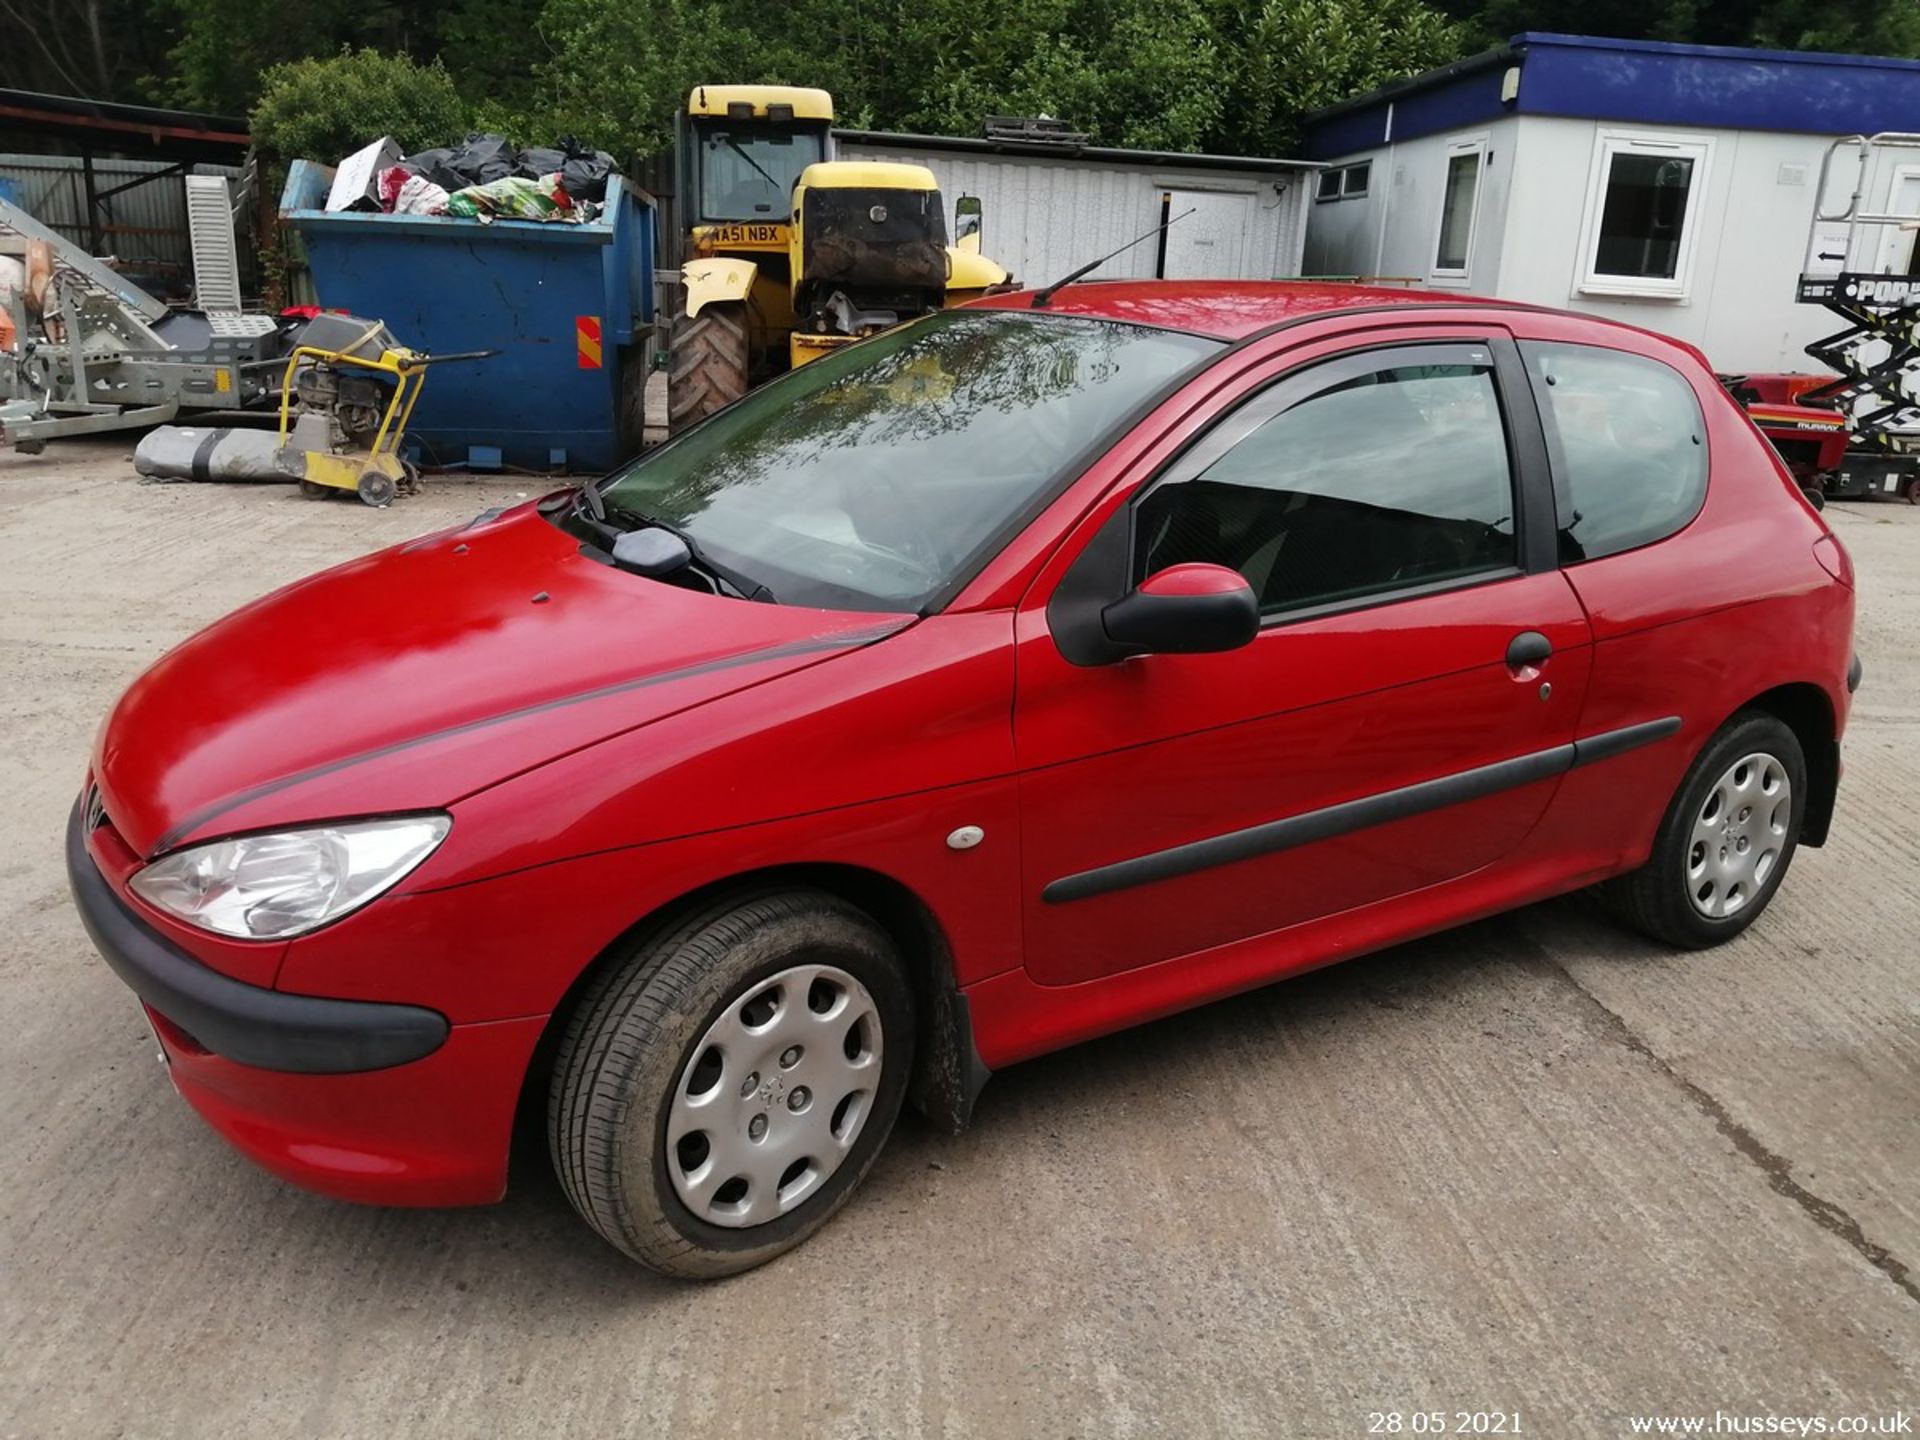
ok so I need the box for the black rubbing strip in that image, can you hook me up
[190,428,222,484]
[148,623,907,855]
[1569,715,1682,768]
[1042,744,1576,905]
[1040,716,1685,905]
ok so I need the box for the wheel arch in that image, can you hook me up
[1737,681,1839,847]
[682,256,759,319]
[512,862,990,1186]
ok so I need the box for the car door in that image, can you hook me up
[1013,328,1594,987]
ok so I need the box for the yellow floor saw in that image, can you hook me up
[132,314,493,506]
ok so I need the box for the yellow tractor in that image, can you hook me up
[669,84,1012,432]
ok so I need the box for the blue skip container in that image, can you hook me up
[280,160,655,472]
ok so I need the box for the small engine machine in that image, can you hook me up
[276,313,494,506]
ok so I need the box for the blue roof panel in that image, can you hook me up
[1304,31,1920,156]
[1515,31,1920,134]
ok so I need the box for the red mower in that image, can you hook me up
[1723,371,1919,506]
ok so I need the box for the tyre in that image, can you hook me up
[615,343,652,458]
[298,479,329,499]
[1604,711,1807,948]
[667,293,749,435]
[355,471,396,508]
[548,889,914,1279]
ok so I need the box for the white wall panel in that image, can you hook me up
[840,141,1311,287]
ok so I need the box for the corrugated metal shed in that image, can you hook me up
[0,153,248,297]
[836,130,1317,288]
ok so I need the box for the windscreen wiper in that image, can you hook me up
[577,477,607,522]
[722,136,781,193]
[603,502,778,603]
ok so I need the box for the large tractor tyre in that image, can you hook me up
[668,297,750,435]
[615,344,653,459]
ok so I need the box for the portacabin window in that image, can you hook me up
[1315,162,1373,203]
[1431,140,1485,281]
[1576,131,1714,299]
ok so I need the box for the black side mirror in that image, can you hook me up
[1100,564,1258,658]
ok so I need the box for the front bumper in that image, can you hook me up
[67,798,543,1206]
[66,798,448,1073]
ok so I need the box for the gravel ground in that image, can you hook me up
[1,439,1914,1439]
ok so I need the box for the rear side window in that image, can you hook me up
[1523,342,1707,563]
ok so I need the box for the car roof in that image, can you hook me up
[963,279,1518,341]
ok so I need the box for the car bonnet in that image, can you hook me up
[92,503,909,858]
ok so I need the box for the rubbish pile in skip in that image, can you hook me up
[328,133,618,224]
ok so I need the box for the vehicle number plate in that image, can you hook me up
[709,223,780,244]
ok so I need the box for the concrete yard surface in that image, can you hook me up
[0,440,1915,1438]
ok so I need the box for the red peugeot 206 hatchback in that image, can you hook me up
[70,283,1858,1278]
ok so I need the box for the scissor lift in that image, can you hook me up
[1794,133,1920,501]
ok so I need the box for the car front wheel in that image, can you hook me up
[548,889,914,1279]
[1605,711,1807,949]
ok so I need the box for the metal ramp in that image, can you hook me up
[185,175,244,313]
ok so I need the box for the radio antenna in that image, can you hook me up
[1029,207,1197,309]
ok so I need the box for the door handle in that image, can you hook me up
[1506,630,1552,670]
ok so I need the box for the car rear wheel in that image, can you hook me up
[1603,712,1806,948]
[548,889,913,1279]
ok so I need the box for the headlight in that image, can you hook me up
[130,815,451,940]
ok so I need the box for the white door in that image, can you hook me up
[1874,167,1920,276]
[1161,189,1254,278]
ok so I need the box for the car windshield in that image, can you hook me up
[597,311,1220,611]
[697,121,825,221]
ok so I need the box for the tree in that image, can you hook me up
[249,49,470,162]
[1212,0,1469,153]
[160,0,459,113]
[893,0,1228,152]
[6,0,1917,154]
[1437,0,1920,56]
[514,0,737,156]
[0,0,175,102]
[435,0,547,117]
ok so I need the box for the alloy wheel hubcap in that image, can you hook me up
[665,963,883,1228]
[1684,752,1791,919]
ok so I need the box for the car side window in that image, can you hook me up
[1133,356,1518,618]
[1521,341,1707,563]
